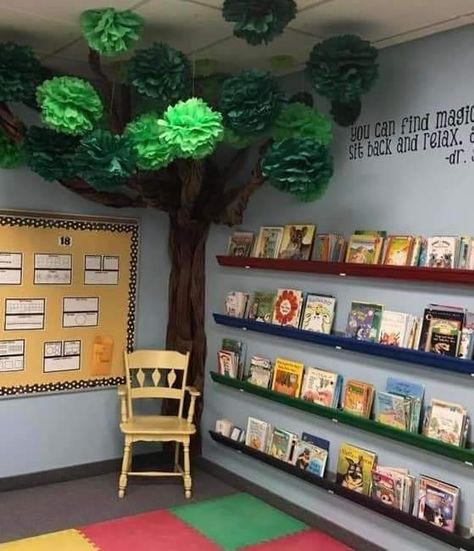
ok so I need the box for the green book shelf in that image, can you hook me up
[210,371,474,467]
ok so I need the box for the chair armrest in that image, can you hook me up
[185,386,201,423]
[118,385,128,422]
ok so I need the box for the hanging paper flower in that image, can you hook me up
[273,289,301,326]
[74,130,135,191]
[0,130,22,168]
[0,42,43,102]
[127,43,191,103]
[36,77,103,136]
[125,113,175,170]
[223,127,263,149]
[307,34,378,126]
[330,99,361,128]
[23,126,79,181]
[271,102,332,145]
[80,7,144,56]
[222,0,297,45]
[219,69,283,135]
[262,137,333,202]
[158,98,224,159]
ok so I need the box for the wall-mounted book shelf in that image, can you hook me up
[213,314,474,377]
[216,255,474,286]
[209,431,474,550]
[210,371,474,466]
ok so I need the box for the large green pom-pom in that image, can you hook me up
[0,130,22,168]
[262,137,333,201]
[0,42,43,102]
[158,98,224,160]
[271,102,332,145]
[37,77,103,135]
[80,7,144,56]
[74,130,135,191]
[222,0,297,45]
[125,113,175,170]
[128,43,191,103]
[219,69,283,135]
[24,126,79,181]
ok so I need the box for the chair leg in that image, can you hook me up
[174,442,180,472]
[118,437,132,499]
[183,441,192,499]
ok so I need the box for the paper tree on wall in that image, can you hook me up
[0,6,378,448]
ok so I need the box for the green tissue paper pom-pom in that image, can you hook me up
[271,102,332,145]
[37,77,103,136]
[80,7,144,56]
[0,131,22,169]
[125,113,175,170]
[128,43,191,103]
[158,97,224,160]
[24,126,79,181]
[223,0,297,45]
[307,34,378,103]
[74,130,135,191]
[223,127,264,149]
[262,137,333,202]
[0,42,43,102]
[219,69,283,135]
[330,98,361,127]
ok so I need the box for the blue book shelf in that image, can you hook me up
[213,313,474,377]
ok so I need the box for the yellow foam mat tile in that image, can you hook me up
[0,529,97,550]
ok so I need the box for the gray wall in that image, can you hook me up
[203,25,474,551]
[0,167,169,477]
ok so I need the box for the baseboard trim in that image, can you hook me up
[0,452,166,493]
[197,457,384,551]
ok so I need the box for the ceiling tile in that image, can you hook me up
[292,0,474,44]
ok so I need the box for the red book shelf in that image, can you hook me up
[216,256,474,285]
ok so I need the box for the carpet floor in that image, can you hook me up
[0,493,353,551]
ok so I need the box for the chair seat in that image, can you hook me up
[120,415,196,435]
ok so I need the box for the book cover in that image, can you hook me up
[270,428,295,462]
[336,443,377,495]
[375,391,408,430]
[224,291,248,318]
[346,301,383,342]
[300,293,336,334]
[247,291,277,323]
[383,236,413,266]
[346,235,380,264]
[429,330,459,356]
[272,289,303,328]
[217,350,239,378]
[247,356,272,388]
[292,441,328,477]
[302,432,330,452]
[312,234,330,261]
[425,236,458,268]
[378,310,409,347]
[300,367,339,407]
[417,305,465,352]
[426,399,466,446]
[417,476,459,533]
[343,380,374,417]
[252,226,284,259]
[245,417,271,452]
[271,357,304,398]
[227,231,254,257]
[278,224,316,260]
[371,471,399,508]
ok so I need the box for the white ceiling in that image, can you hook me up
[0,0,473,76]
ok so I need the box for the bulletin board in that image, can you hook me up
[0,210,139,398]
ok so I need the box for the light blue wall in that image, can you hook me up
[0,167,169,477]
[203,26,474,550]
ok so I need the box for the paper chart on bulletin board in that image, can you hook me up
[0,210,139,398]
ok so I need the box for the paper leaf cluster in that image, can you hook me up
[0,130,22,168]
[0,42,43,102]
[271,102,332,145]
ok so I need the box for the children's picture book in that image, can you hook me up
[374,392,409,430]
[278,224,316,260]
[224,291,249,318]
[247,291,277,323]
[220,338,246,379]
[300,367,342,408]
[217,350,239,378]
[226,231,254,257]
[252,227,284,259]
[245,417,271,452]
[386,377,424,432]
[425,399,467,447]
[247,356,272,388]
[272,289,303,328]
[343,380,374,418]
[371,470,399,509]
[425,236,458,268]
[270,428,297,462]
[292,436,329,477]
[418,304,465,352]
[346,301,383,342]
[378,310,410,347]
[215,418,233,437]
[271,358,304,398]
[383,236,413,266]
[416,476,459,533]
[345,235,382,264]
[336,442,377,495]
[300,293,336,334]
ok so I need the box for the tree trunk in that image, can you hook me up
[164,213,209,454]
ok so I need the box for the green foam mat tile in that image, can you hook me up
[171,492,307,550]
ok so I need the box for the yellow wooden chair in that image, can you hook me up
[118,349,200,499]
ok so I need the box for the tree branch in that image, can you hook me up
[176,159,204,223]
[59,177,145,208]
[0,102,25,142]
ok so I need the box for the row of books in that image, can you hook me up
[225,289,474,359]
[216,343,471,448]
[228,227,474,269]
[215,416,461,533]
